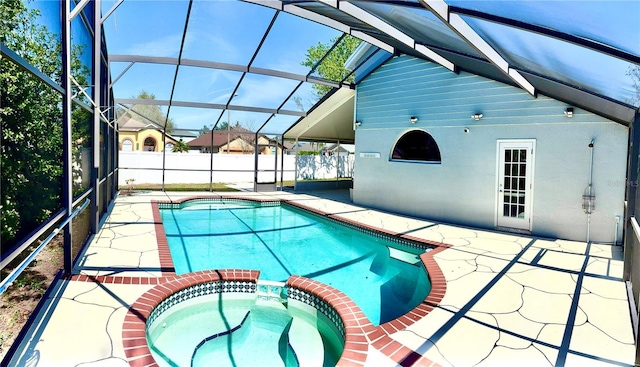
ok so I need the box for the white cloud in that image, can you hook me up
[125,33,184,57]
[233,76,300,109]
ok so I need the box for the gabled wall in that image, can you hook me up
[119,129,177,152]
[353,55,628,242]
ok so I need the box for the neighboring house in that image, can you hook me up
[322,143,354,157]
[188,127,283,155]
[284,142,314,155]
[352,54,626,243]
[170,128,198,143]
[117,116,180,152]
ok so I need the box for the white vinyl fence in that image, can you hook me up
[118,152,354,186]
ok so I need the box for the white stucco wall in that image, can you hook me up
[353,55,628,243]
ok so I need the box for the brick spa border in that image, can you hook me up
[121,270,374,367]
[122,269,259,367]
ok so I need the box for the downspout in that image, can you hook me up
[616,215,621,246]
[583,140,596,243]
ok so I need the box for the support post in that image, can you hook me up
[336,140,340,187]
[112,102,117,200]
[273,135,278,185]
[279,135,284,190]
[625,114,640,281]
[253,132,259,192]
[113,127,118,199]
[209,128,214,192]
[294,138,299,190]
[623,113,640,366]
[90,3,101,234]
[93,0,103,223]
[62,0,74,274]
[161,129,167,191]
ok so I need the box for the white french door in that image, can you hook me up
[496,140,535,231]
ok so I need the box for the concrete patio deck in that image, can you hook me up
[5,190,635,367]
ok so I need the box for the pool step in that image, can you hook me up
[388,246,421,264]
[288,317,325,367]
[256,280,287,303]
[191,306,294,367]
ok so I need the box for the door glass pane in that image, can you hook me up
[498,142,532,227]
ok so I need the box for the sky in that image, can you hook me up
[28,0,636,133]
[101,0,343,134]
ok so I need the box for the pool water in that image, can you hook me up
[148,294,342,367]
[161,200,431,325]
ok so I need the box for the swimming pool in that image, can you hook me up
[160,199,433,325]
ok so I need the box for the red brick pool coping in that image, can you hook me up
[70,196,449,366]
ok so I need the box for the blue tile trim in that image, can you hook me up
[284,203,435,253]
[147,280,256,327]
[287,287,346,342]
[157,198,279,210]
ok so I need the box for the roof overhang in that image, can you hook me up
[284,88,355,143]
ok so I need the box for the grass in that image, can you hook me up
[120,178,352,193]
[120,183,239,192]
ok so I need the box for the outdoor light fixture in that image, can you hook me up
[464,128,470,133]
[564,107,574,118]
[409,116,418,124]
[471,113,483,121]
[354,120,361,126]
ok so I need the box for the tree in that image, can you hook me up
[121,90,175,133]
[214,121,233,131]
[292,95,306,112]
[199,124,212,136]
[1,0,64,251]
[301,35,362,98]
[628,65,640,107]
[172,139,189,153]
[1,0,95,254]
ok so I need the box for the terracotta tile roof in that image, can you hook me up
[188,128,256,148]
[117,116,157,131]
